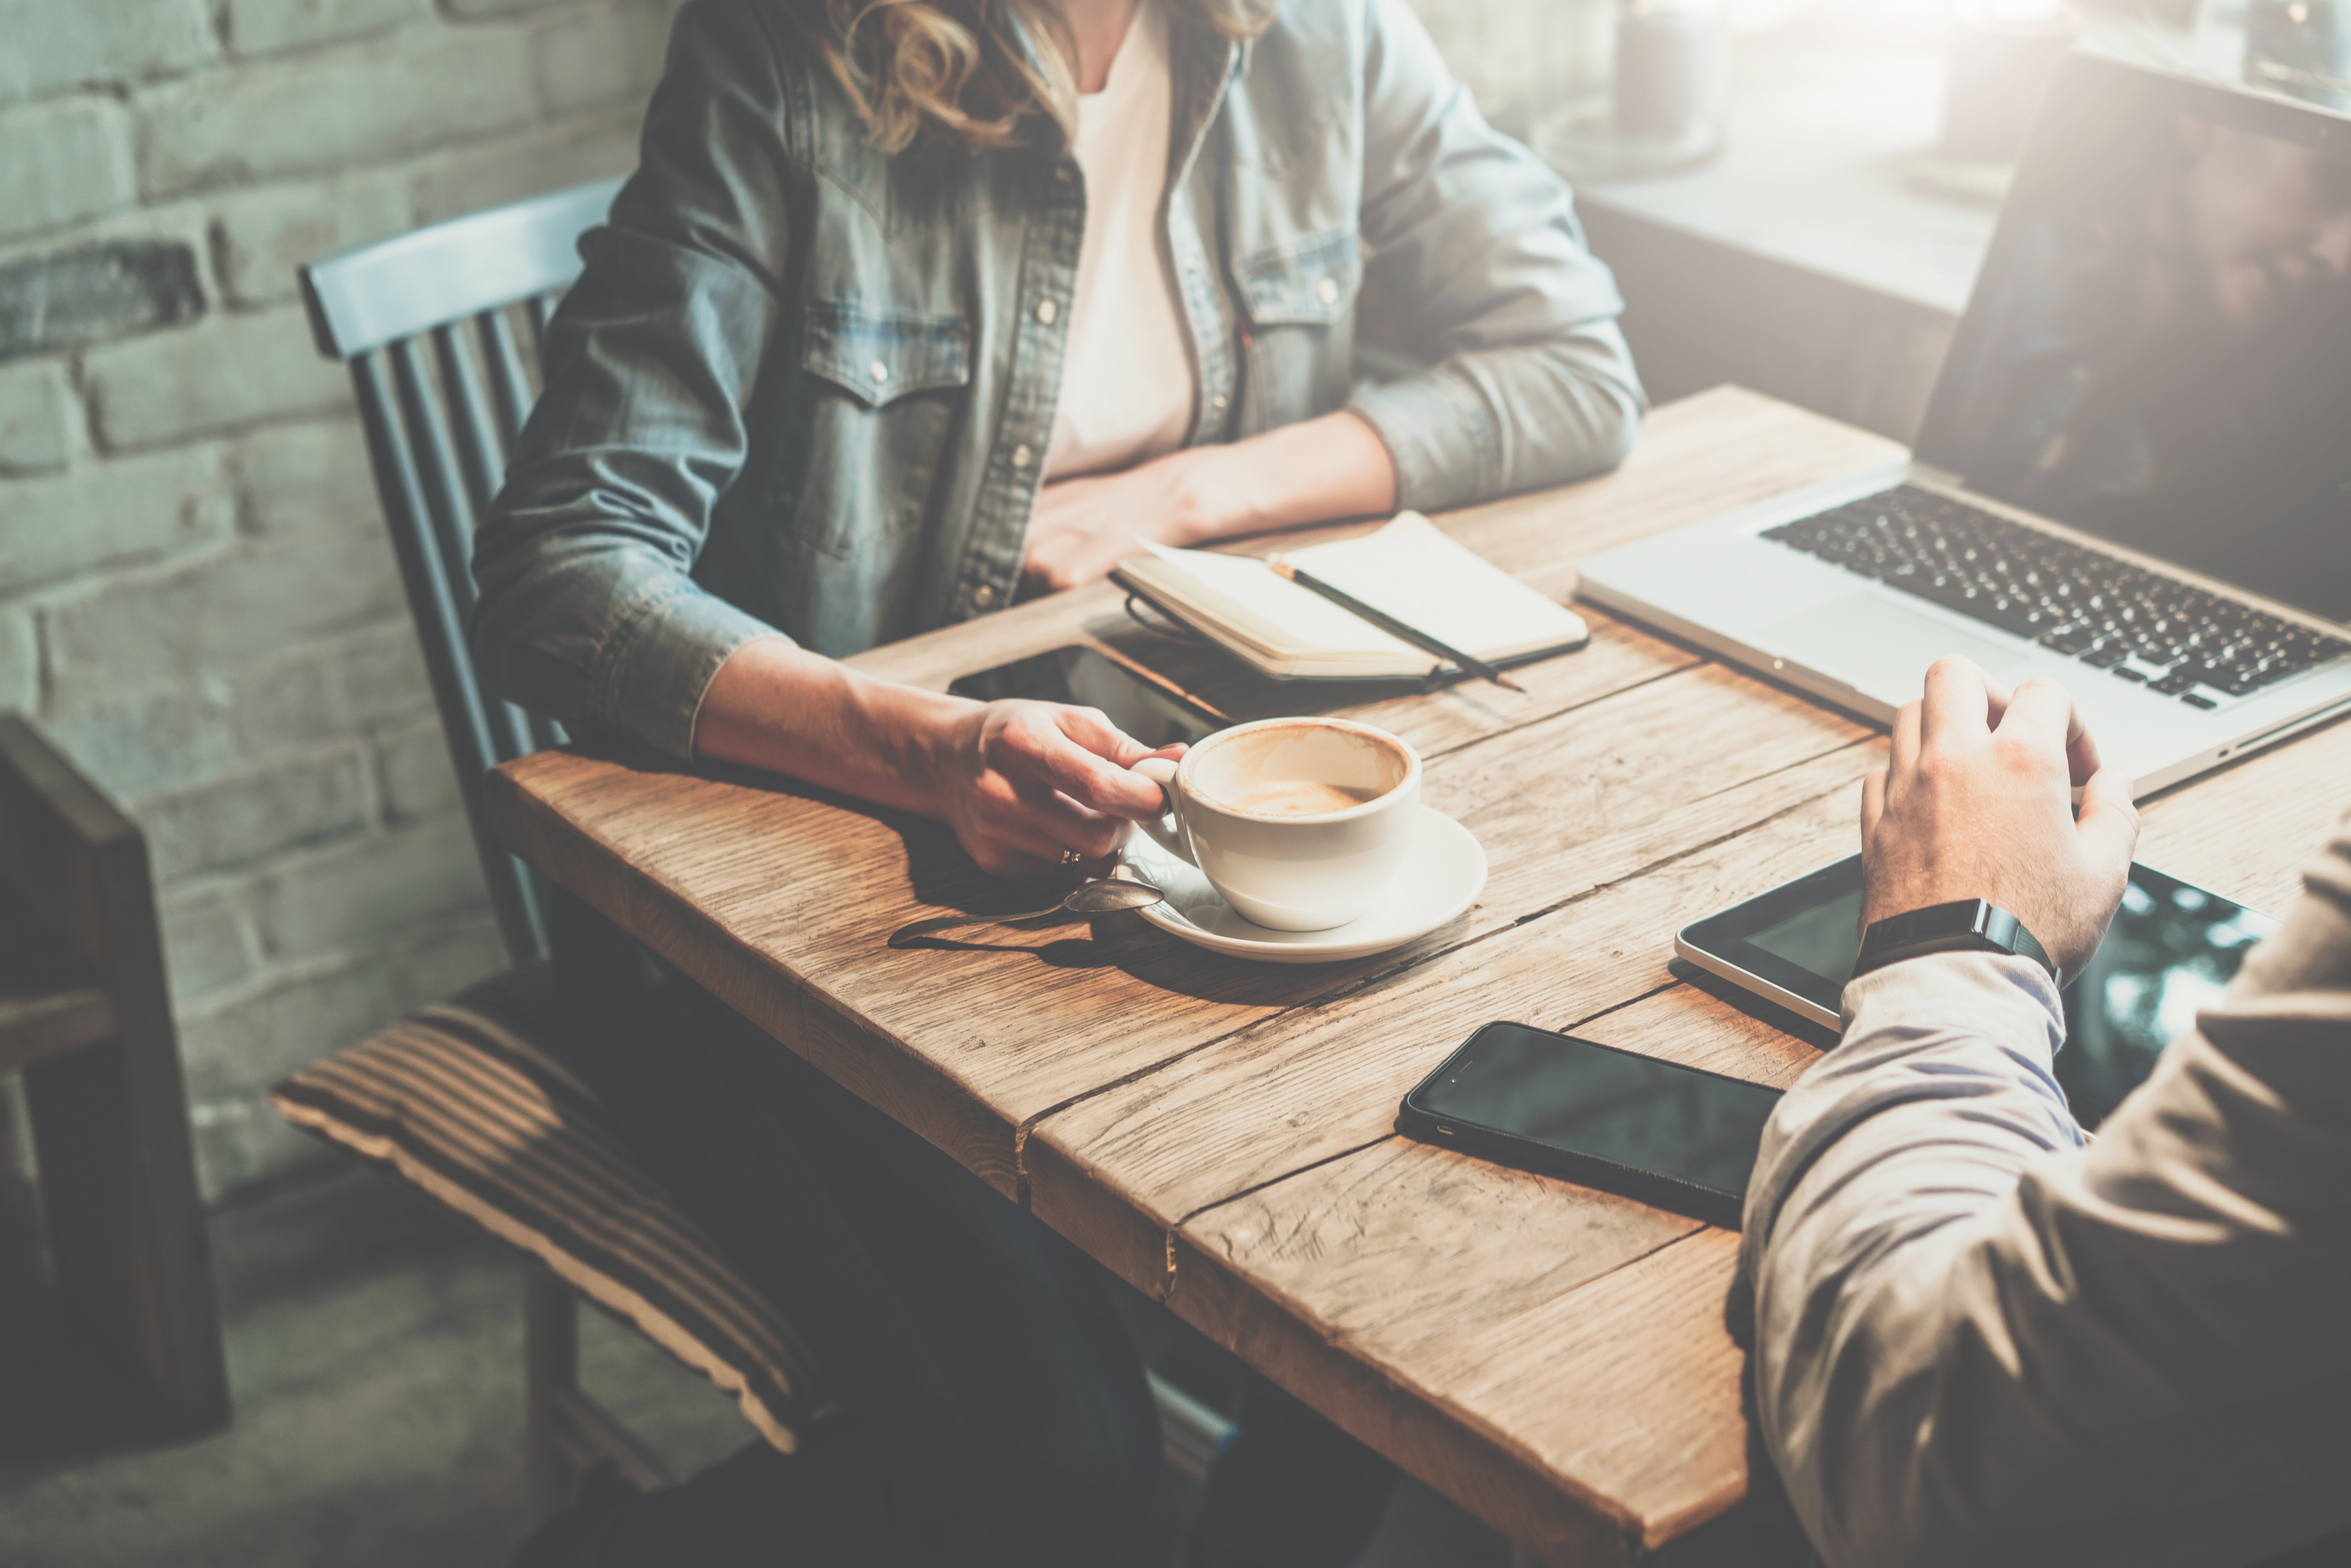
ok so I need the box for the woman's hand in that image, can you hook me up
[1860,656,2139,977]
[1023,448,1231,592]
[1021,411,1400,591]
[923,700,1182,877]
[696,639,1178,878]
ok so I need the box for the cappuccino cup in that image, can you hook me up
[1130,717,1420,931]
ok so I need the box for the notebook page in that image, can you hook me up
[1280,514,1587,660]
[1136,544,1428,661]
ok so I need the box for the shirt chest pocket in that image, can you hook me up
[1229,228,1363,430]
[791,299,973,560]
[1232,227,1363,329]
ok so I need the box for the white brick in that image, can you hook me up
[137,24,537,198]
[0,609,33,712]
[0,359,75,473]
[188,1097,332,1201]
[407,107,638,226]
[330,620,432,720]
[256,813,486,959]
[137,743,371,880]
[158,882,259,1003]
[531,1,675,119]
[0,0,218,106]
[230,415,382,535]
[211,175,411,307]
[48,646,333,799]
[0,97,138,240]
[178,909,503,1100]
[225,0,429,56]
[377,713,457,821]
[44,617,431,799]
[0,444,235,595]
[84,307,352,450]
[44,532,407,709]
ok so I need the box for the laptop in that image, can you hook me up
[1576,53,2351,794]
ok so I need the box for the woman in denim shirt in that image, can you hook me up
[486,0,1639,1559]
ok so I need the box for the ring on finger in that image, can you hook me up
[1059,847,1085,867]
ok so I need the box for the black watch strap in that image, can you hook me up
[1852,899,2058,985]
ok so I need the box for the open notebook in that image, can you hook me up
[1111,513,1590,680]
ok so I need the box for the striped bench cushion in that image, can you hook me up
[271,959,832,1454]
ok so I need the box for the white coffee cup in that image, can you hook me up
[1130,717,1421,932]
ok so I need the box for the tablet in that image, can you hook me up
[947,645,1223,749]
[1676,856,2278,1128]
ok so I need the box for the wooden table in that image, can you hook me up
[484,387,2351,1565]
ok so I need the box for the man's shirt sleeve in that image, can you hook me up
[1743,815,2351,1568]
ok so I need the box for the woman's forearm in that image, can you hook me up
[1172,409,1400,544]
[693,637,971,815]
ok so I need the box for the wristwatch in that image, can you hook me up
[1852,899,2058,985]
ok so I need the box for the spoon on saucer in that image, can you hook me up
[888,878,1166,947]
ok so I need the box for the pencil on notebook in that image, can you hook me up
[1268,558,1528,693]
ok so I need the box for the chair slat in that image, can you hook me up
[526,292,557,361]
[352,352,547,961]
[386,337,483,622]
[432,323,508,515]
[477,309,536,452]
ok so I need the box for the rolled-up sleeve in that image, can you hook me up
[1344,0,1644,514]
[471,0,795,760]
[1743,815,2351,1568]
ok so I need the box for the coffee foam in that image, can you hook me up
[1187,721,1411,819]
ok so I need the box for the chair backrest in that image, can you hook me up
[299,177,625,963]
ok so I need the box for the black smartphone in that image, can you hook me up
[947,645,1225,750]
[1398,1022,1784,1227]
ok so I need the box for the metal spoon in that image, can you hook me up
[888,877,1166,947]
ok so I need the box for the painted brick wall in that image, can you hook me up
[0,0,684,1199]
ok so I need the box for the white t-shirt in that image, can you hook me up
[1042,1,1195,481]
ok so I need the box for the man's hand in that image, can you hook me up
[925,700,1182,877]
[1861,656,2140,977]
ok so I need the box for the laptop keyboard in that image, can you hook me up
[1760,486,2350,709]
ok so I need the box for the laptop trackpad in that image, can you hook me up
[1762,594,2030,705]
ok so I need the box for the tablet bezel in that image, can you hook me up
[1673,854,1865,1032]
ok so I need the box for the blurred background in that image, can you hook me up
[0,0,2336,1561]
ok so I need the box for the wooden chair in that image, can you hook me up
[290,180,1223,1525]
[0,713,228,1445]
[294,177,758,1509]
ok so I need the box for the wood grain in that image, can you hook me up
[486,385,2341,1559]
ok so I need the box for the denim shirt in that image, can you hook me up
[472,0,1644,760]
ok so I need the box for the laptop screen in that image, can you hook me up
[1917,56,2351,625]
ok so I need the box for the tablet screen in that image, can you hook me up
[1748,887,1866,982]
[1682,859,2278,1128]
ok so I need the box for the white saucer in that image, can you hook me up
[1118,807,1487,964]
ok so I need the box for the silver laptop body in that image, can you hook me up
[1577,56,2351,795]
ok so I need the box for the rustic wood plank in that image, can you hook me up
[1110,983,1819,1561]
[1024,767,1876,1292]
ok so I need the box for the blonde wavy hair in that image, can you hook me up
[793,0,1273,152]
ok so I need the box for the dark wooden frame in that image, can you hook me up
[0,713,228,1440]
